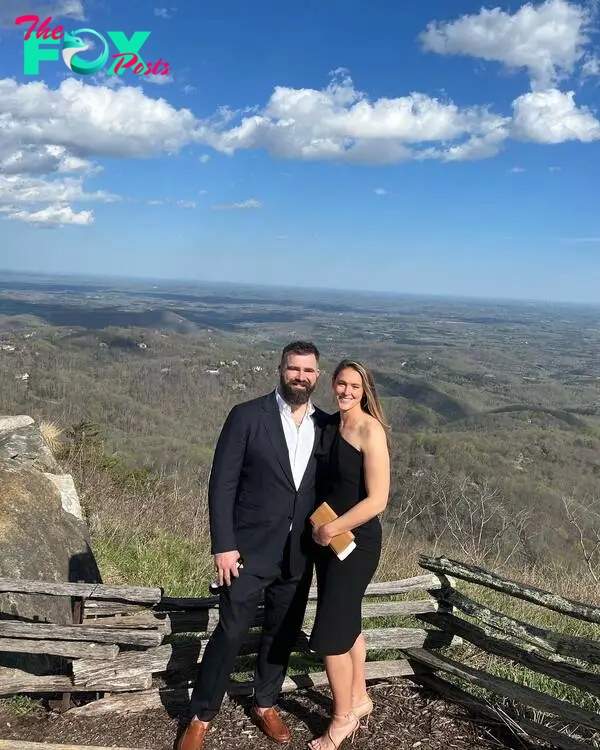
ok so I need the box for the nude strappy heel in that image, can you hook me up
[308,712,360,749]
[352,695,373,728]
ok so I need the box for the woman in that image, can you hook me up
[308,359,390,749]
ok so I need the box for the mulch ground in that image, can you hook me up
[0,680,531,749]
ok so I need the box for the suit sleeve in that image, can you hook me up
[208,404,248,554]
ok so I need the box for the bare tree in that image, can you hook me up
[427,472,531,568]
[562,495,600,583]
[379,481,429,572]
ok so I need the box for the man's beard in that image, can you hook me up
[279,374,315,406]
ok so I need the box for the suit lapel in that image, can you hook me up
[263,392,295,489]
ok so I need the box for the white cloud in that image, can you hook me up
[154,7,174,19]
[0,76,206,225]
[512,89,600,143]
[510,166,525,173]
[211,198,262,210]
[80,35,95,50]
[582,54,600,79]
[143,74,174,86]
[0,204,94,226]
[0,124,117,225]
[199,68,599,163]
[204,71,511,164]
[558,236,600,242]
[0,78,200,159]
[0,0,84,26]
[427,126,510,162]
[420,0,592,90]
[145,197,197,208]
[183,84,196,94]
[1,39,599,230]
[550,165,562,171]
[0,145,97,176]
[0,174,118,204]
[374,188,387,195]
[89,71,125,89]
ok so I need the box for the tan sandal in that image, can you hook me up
[352,695,373,728]
[308,712,360,749]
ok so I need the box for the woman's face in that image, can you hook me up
[333,367,364,413]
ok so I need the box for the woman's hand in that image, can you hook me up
[312,522,334,546]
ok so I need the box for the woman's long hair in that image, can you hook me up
[332,359,390,442]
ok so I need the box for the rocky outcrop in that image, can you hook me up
[0,415,34,432]
[0,420,61,474]
[43,473,84,522]
[0,415,101,633]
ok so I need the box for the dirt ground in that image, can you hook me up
[0,680,529,750]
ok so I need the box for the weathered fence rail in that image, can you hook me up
[415,554,600,750]
[1,556,599,750]
[0,571,455,713]
[419,557,600,624]
[0,580,161,604]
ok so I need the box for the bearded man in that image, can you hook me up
[177,341,328,750]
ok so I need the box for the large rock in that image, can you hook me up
[0,415,34,433]
[0,458,101,626]
[44,473,84,521]
[0,416,102,674]
[0,424,60,473]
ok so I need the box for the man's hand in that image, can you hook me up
[214,550,241,587]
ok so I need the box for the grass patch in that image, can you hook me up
[91,526,600,725]
[93,527,214,597]
[0,696,43,717]
[447,581,600,716]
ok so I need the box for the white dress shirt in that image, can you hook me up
[275,388,315,490]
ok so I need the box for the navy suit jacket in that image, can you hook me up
[208,390,329,577]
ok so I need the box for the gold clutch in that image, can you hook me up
[310,501,356,560]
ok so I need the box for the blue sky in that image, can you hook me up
[0,0,599,302]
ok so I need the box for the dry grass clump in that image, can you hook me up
[39,420,64,456]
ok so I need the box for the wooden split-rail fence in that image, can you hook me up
[0,555,599,750]
[0,570,455,708]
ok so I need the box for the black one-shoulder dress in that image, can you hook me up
[309,417,382,656]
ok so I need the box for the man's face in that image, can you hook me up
[278,353,319,405]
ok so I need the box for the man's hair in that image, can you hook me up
[280,340,320,365]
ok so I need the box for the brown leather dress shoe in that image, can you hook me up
[251,706,291,744]
[176,717,210,750]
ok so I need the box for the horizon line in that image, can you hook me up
[0,267,597,309]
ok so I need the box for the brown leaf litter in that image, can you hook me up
[0,680,541,749]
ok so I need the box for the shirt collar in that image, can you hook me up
[275,387,315,416]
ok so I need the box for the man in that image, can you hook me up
[177,341,327,750]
